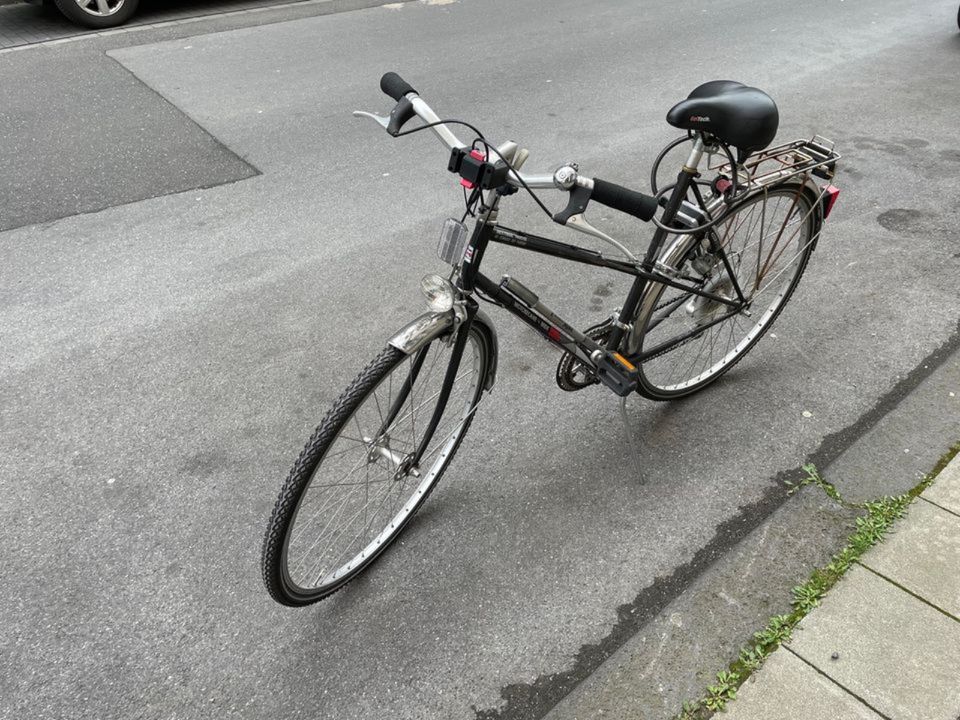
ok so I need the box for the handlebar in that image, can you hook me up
[372,72,658,223]
[591,178,659,222]
[380,72,417,102]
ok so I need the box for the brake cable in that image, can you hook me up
[393,119,556,220]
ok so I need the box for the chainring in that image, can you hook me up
[556,321,613,391]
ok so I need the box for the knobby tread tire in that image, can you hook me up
[261,346,406,606]
[262,326,490,607]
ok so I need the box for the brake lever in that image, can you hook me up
[552,184,592,225]
[553,184,639,263]
[352,96,416,137]
[352,110,390,130]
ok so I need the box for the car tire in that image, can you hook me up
[53,0,140,28]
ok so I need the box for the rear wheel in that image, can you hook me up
[631,183,819,400]
[261,324,491,606]
[53,0,139,28]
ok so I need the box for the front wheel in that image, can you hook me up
[630,182,820,400]
[261,323,491,606]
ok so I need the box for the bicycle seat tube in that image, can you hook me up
[608,135,707,352]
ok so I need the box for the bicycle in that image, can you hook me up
[261,73,841,606]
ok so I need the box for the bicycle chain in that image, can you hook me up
[639,327,704,362]
[555,275,725,383]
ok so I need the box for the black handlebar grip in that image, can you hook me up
[591,178,658,222]
[380,72,417,101]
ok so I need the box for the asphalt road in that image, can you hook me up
[1,1,959,719]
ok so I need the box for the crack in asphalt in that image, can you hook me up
[475,318,960,720]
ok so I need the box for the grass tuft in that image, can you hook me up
[671,445,959,719]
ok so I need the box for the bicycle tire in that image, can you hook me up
[261,324,491,606]
[631,182,821,400]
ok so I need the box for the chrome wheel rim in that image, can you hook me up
[282,336,483,594]
[74,0,125,17]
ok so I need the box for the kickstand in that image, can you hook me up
[618,396,645,483]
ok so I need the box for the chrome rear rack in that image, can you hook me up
[711,136,841,189]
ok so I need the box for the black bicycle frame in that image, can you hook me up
[457,168,746,372]
[400,167,745,451]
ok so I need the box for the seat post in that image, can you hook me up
[638,132,707,270]
[682,134,706,174]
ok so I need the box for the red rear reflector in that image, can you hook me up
[547,327,562,342]
[822,185,840,219]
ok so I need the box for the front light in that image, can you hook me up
[420,274,456,312]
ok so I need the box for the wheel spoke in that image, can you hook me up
[418,410,473,465]
[752,237,816,300]
[636,186,813,394]
[290,451,373,544]
[319,472,402,581]
[274,334,485,596]
[298,452,400,574]
[757,189,802,285]
[304,477,396,585]
[382,367,475,438]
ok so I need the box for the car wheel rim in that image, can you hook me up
[75,0,125,17]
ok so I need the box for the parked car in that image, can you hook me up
[26,0,140,28]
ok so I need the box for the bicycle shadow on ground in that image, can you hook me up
[264,354,813,719]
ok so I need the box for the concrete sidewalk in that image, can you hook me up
[725,454,960,720]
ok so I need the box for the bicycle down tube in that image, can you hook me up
[456,198,747,373]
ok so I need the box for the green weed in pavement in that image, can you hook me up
[675,442,960,720]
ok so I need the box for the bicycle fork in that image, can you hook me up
[407,303,477,468]
[372,301,480,478]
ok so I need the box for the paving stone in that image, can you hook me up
[925,453,960,517]
[724,649,881,720]
[788,565,960,720]
[861,499,960,618]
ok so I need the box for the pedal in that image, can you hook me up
[595,352,639,397]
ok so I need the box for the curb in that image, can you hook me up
[710,448,960,720]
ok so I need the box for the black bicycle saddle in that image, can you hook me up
[666,80,779,159]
